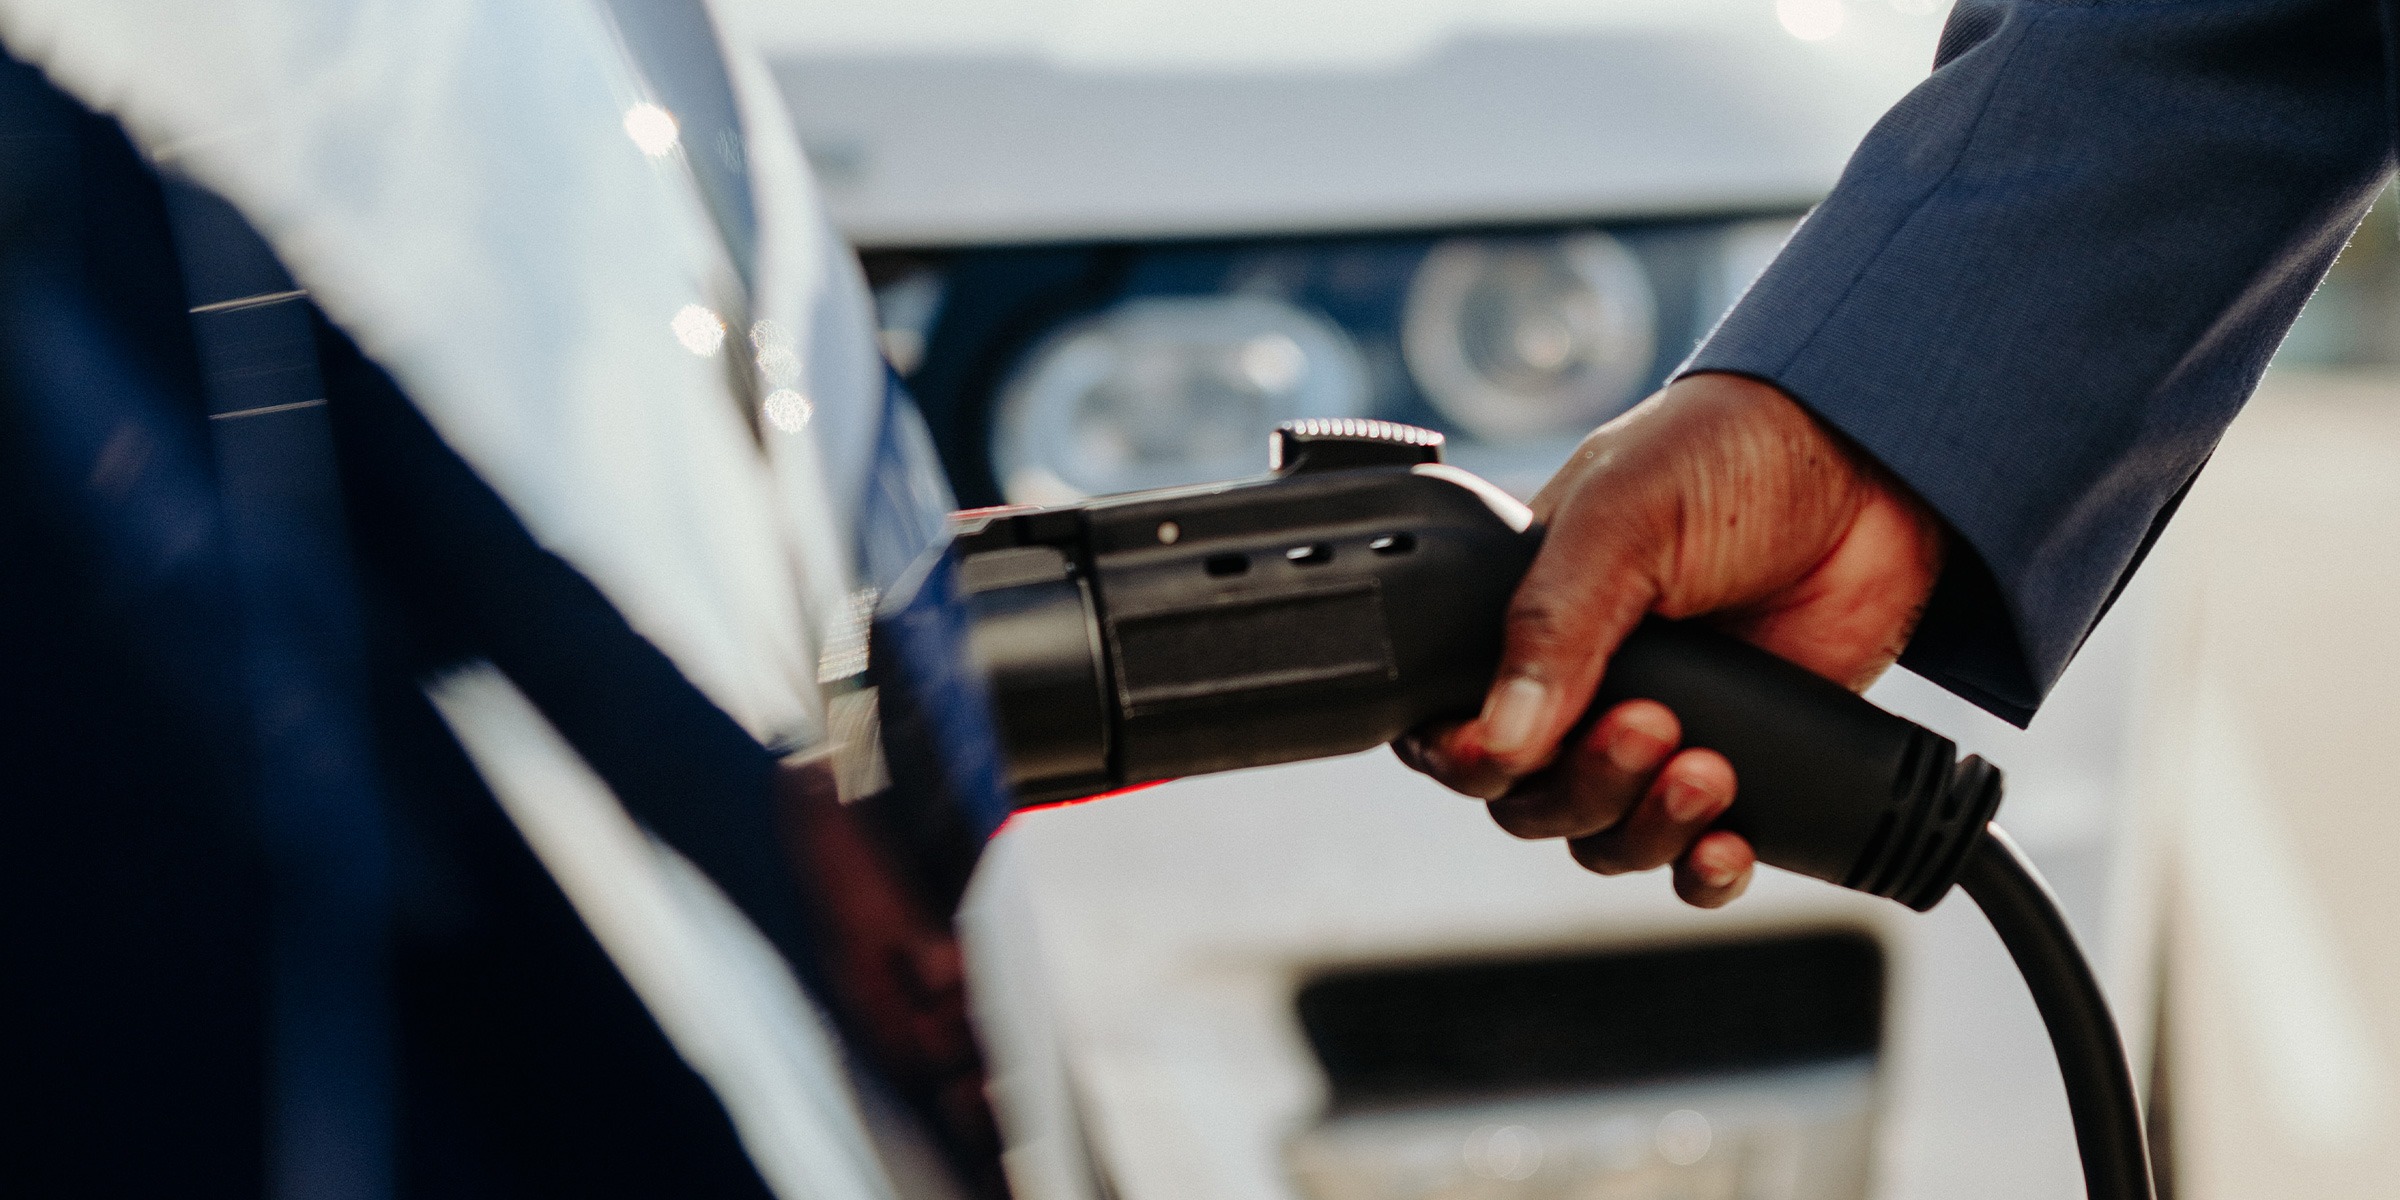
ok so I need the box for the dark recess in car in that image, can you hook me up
[1295,930,1882,1110]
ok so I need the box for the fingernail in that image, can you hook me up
[1604,713,1674,774]
[1664,776,1722,824]
[1481,676,1551,759]
[1696,851,1740,889]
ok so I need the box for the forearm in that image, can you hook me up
[1687,0,2392,723]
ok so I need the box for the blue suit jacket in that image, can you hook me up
[1686,0,2397,725]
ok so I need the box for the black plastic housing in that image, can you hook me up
[957,466,1533,804]
[950,441,2001,910]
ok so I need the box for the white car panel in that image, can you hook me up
[744,1,1950,245]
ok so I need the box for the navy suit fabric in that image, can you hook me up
[1687,0,2399,725]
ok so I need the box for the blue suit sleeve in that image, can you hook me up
[1683,0,2394,725]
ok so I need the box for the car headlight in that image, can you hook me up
[867,213,1796,507]
[1402,232,1658,443]
[992,293,1369,502]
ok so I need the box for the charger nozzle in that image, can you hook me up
[936,446,2002,910]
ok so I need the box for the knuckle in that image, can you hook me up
[1568,835,1636,876]
[1487,795,1562,840]
[1456,769,1515,802]
[1606,698,1682,748]
[1608,820,1684,872]
[1675,746,1738,794]
[1503,592,1585,661]
[1566,777,1639,833]
[1406,751,1512,801]
[1578,729,1669,791]
[1619,843,1680,873]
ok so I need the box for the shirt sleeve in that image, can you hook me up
[1682,0,2394,725]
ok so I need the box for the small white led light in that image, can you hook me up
[762,389,812,433]
[748,319,790,352]
[671,304,726,357]
[623,102,680,156]
[755,343,801,386]
[749,320,802,384]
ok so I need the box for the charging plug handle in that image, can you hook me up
[940,429,2151,1200]
[957,463,1997,910]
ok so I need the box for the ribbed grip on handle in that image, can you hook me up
[1598,621,2003,911]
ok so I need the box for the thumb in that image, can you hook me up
[1427,372,1824,792]
[1447,491,1667,786]
[1420,432,1670,787]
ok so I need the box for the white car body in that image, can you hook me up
[746,0,1951,247]
[740,4,2166,1197]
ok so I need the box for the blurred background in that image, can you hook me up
[731,2,2400,1197]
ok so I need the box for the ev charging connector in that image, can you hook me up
[954,419,1999,909]
[874,419,2154,1200]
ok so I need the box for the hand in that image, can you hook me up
[1397,373,1944,906]
[776,760,1005,1191]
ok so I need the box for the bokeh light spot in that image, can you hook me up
[1777,0,1846,41]
[623,103,680,156]
[1656,1109,1713,1166]
[763,388,813,433]
[672,304,726,357]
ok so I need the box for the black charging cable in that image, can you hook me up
[1961,825,2157,1200]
